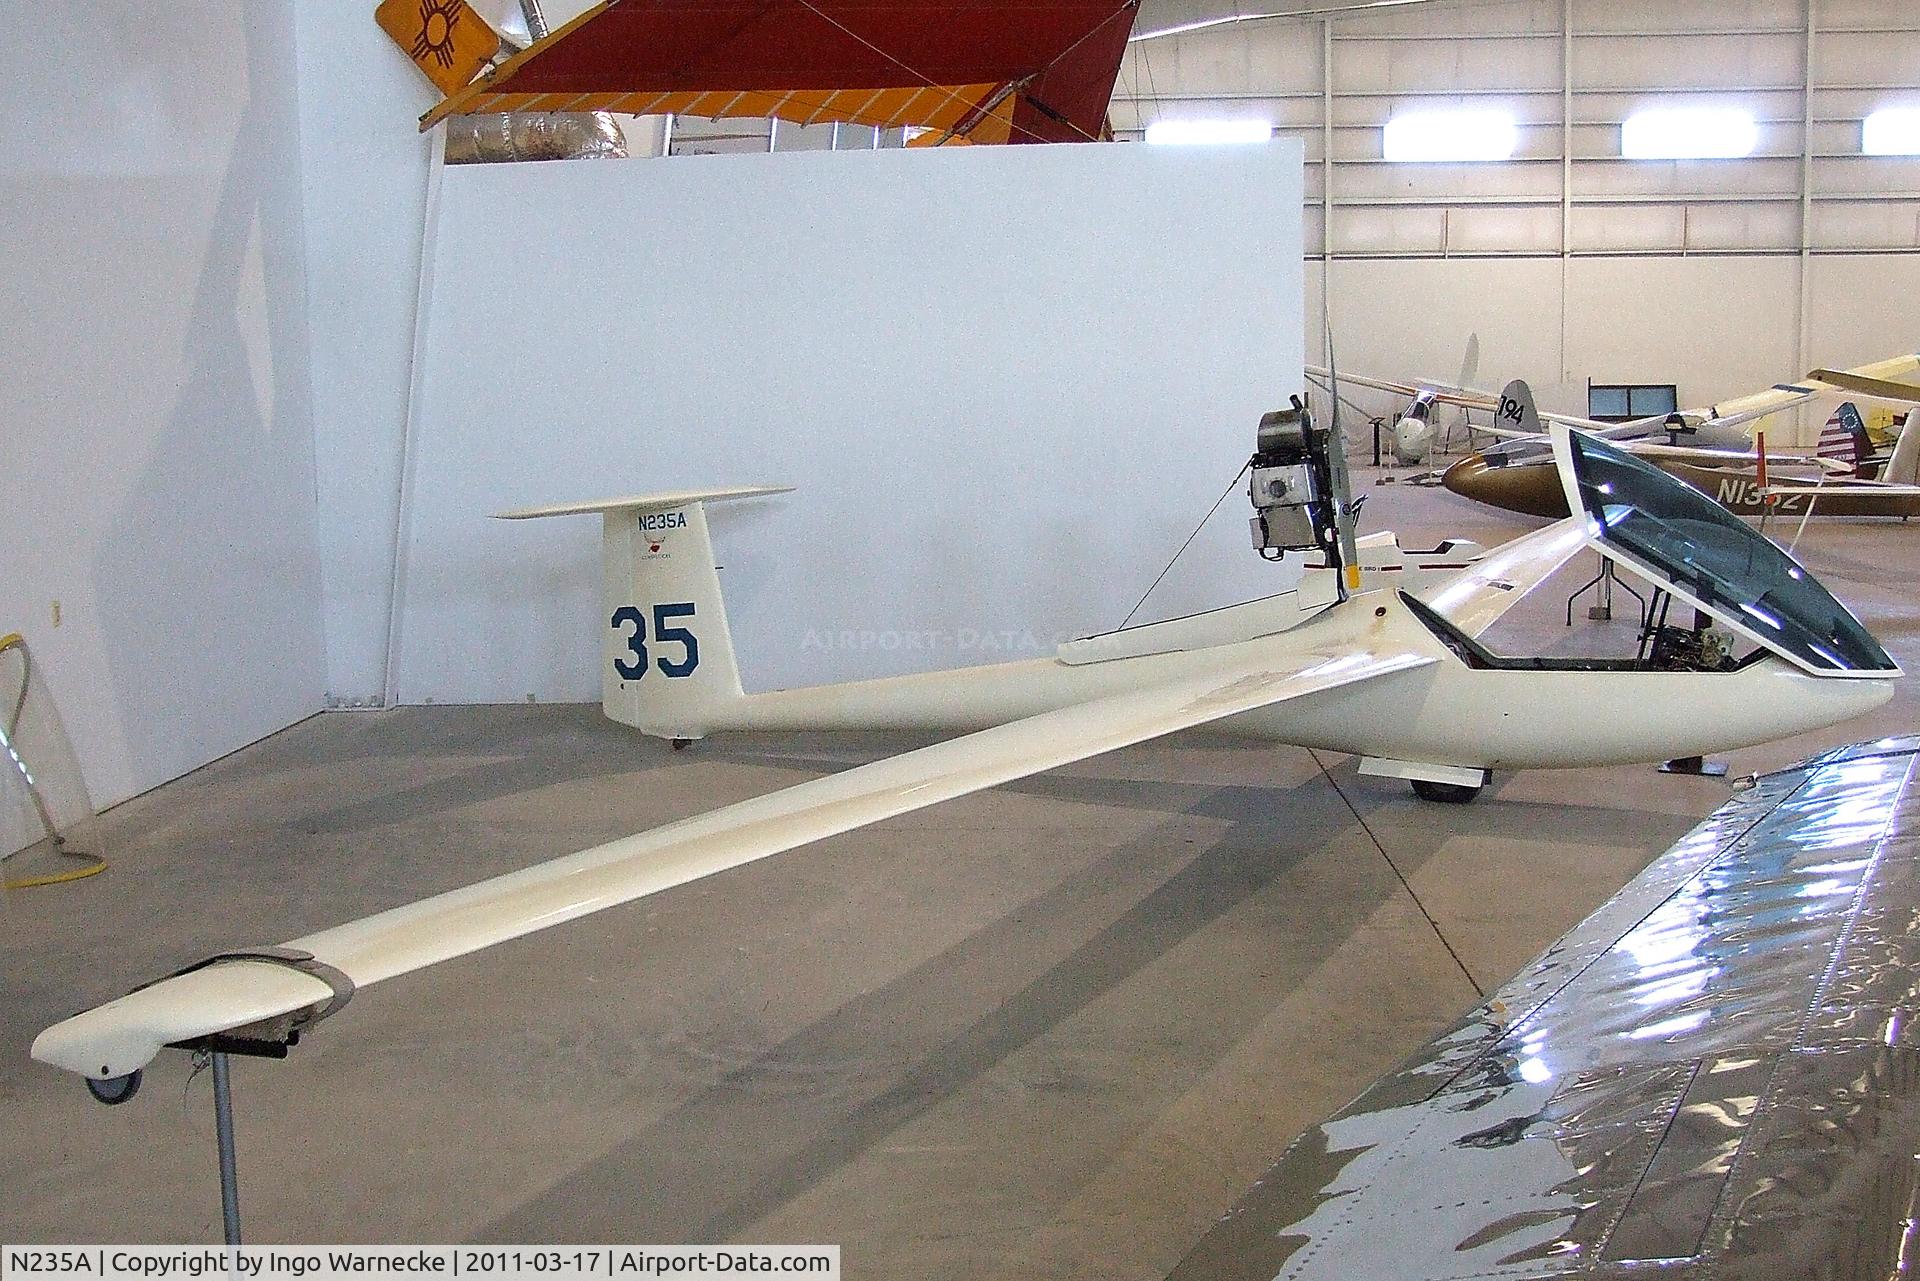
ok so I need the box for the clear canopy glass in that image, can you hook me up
[1563,431,1897,675]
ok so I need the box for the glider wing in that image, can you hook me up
[35,640,1431,1084]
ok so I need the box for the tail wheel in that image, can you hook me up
[1412,779,1483,804]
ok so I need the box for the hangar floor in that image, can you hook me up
[5,472,1917,1275]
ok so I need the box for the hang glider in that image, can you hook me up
[33,411,1897,1109]
[1128,0,1436,43]
[417,0,1143,145]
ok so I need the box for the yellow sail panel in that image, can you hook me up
[376,0,500,97]
[420,1,613,128]
[908,91,1017,145]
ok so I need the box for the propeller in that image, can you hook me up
[1323,328,1363,594]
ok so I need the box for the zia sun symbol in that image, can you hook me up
[411,0,464,69]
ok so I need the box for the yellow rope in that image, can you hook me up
[4,847,107,890]
[0,631,109,890]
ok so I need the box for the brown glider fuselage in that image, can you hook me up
[1443,452,1920,519]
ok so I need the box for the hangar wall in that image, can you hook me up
[391,143,1305,704]
[291,6,441,711]
[0,1,324,810]
[13,1,1903,804]
[1130,0,1920,429]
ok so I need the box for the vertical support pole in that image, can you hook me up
[1319,16,1335,361]
[518,0,550,40]
[1560,0,1573,382]
[1795,0,1817,444]
[212,1052,242,1246]
[380,127,447,710]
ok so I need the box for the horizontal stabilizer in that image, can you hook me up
[494,486,792,521]
[1762,483,1920,498]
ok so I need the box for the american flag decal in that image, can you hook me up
[1819,401,1865,474]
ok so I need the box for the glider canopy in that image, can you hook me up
[421,0,1142,145]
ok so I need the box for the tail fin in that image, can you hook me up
[1497,379,1544,435]
[1456,333,1480,391]
[1819,401,1873,477]
[1886,412,1920,487]
[495,487,791,739]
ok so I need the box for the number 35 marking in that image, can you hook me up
[612,603,700,680]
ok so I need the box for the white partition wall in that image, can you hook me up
[390,142,1304,704]
[0,0,323,810]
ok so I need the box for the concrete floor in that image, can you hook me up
[4,472,1917,1274]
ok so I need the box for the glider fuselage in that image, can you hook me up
[1445,451,1920,519]
[690,586,1893,774]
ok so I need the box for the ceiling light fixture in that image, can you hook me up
[1863,107,1920,156]
[1621,106,1758,160]
[1145,119,1276,145]
[1382,109,1518,162]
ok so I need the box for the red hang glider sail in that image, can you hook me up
[421,0,1141,144]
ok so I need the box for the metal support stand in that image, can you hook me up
[211,1052,243,1245]
[1566,558,1647,629]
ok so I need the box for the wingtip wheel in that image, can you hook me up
[85,1069,142,1106]
[1411,779,1484,804]
[1659,755,1730,778]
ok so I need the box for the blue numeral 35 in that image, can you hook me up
[612,603,700,680]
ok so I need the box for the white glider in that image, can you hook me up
[33,423,1897,1102]
[1315,351,1920,449]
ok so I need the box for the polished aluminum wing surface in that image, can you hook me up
[1168,736,1920,1281]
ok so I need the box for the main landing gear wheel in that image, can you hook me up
[85,1069,141,1105]
[1412,779,1483,804]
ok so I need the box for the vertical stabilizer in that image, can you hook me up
[1498,379,1544,436]
[1886,412,1920,487]
[495,487,791,738]
[1819,402,1873,476]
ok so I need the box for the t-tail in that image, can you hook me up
[493,487,790,739]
